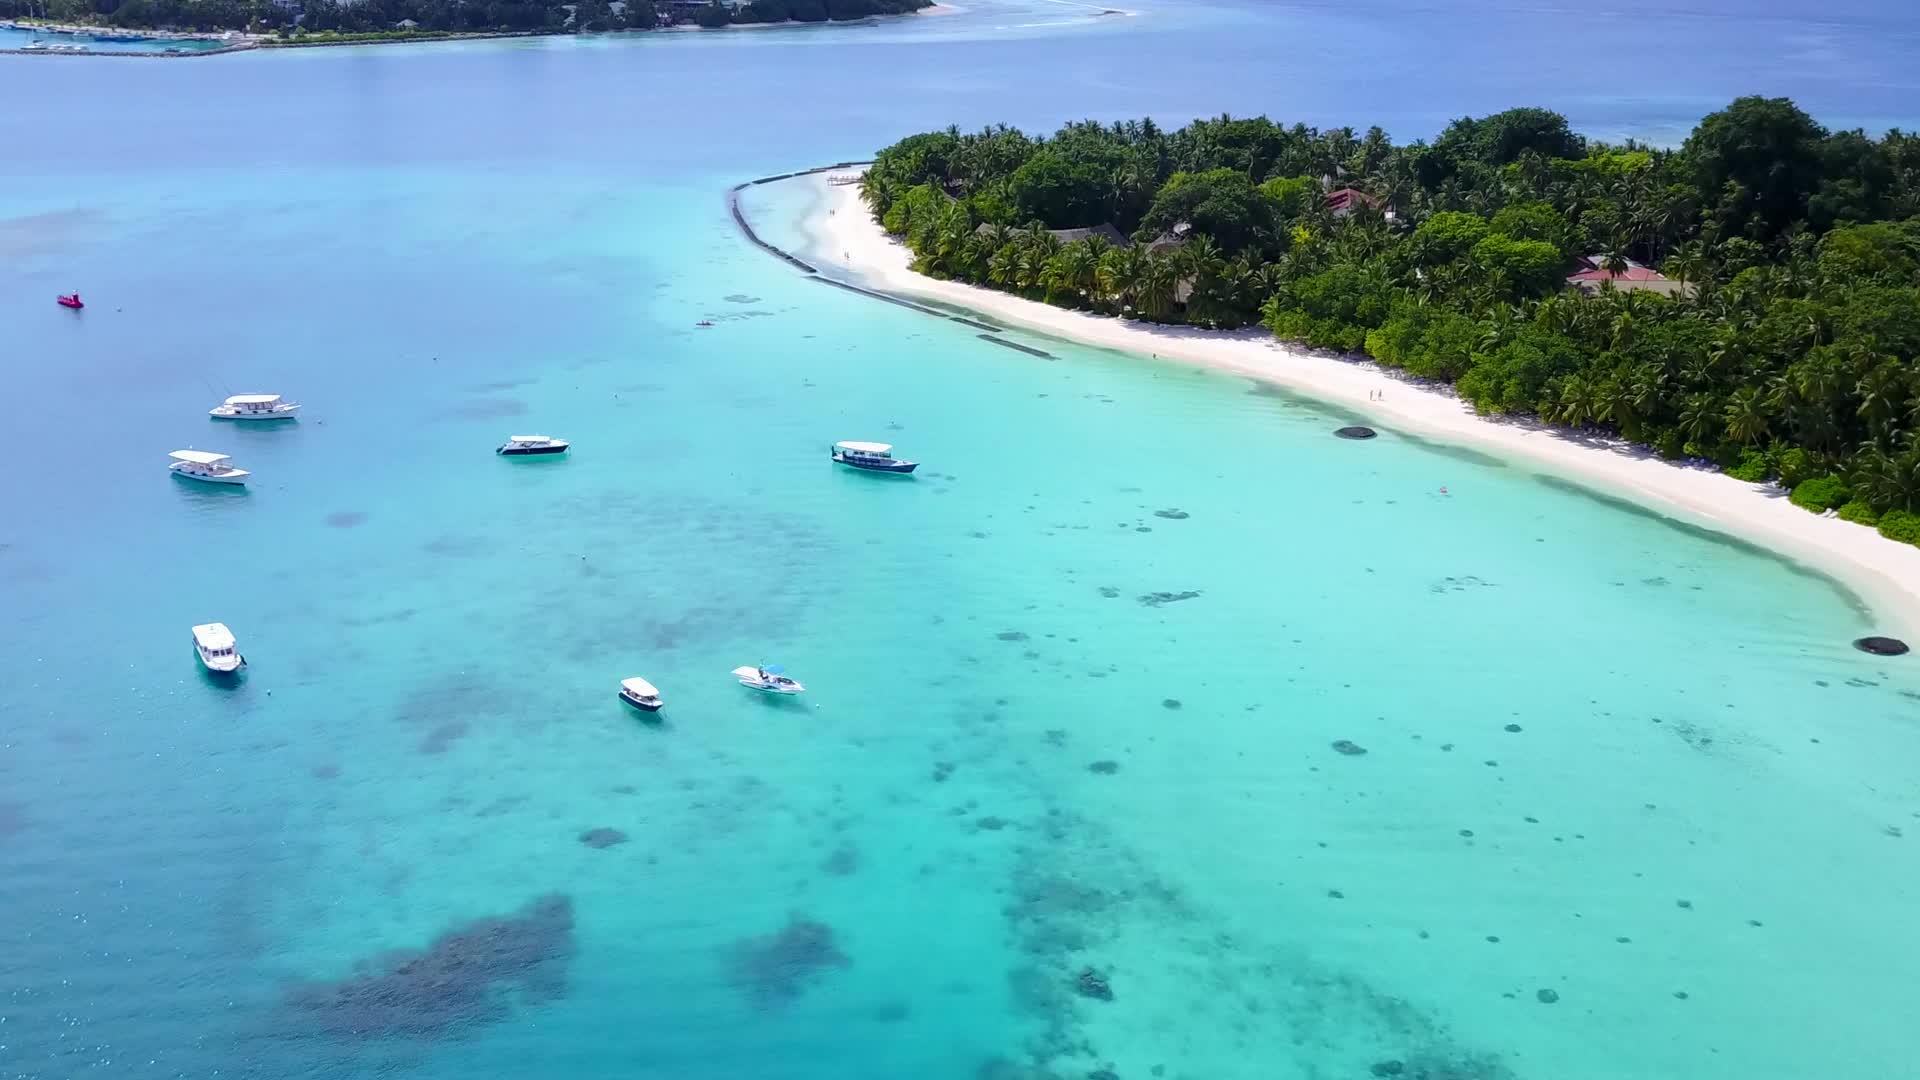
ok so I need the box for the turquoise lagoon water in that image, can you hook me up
[4,3,1920,1079]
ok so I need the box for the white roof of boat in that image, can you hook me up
[170,450,232,464]
[191,622,235,648]
[507,435,557,442]
[226,394,281,405]
[621,677,660,696]
[837,440,893,454]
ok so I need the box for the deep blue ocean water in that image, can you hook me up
[4,3,1920,1079]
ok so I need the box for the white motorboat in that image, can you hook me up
[497,435,570,456]
[831,440,919,474]
[169,450,250,485]
[732,664,805,695]
[209,393,300,420]
[192,622,245,673]
[619,676,664,713]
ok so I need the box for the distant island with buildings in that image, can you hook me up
[0,0,939,52]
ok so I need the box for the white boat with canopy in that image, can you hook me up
[830,440,918,474]
[169,450,250,485]
[732,664,805,695]
[209,394,300,420]
[619,676,664,713]
[192,622,245,673]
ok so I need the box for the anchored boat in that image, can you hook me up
[210,394,300,421]
[732,664,805,695]
[831,440,918,474]
[192,622,245,673]
[168,450,249,485]
[497,435,569,456]
[619,677,664,713]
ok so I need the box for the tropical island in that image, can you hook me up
[853,100,1920,551]
[0,0,932,42]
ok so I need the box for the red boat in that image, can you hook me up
[57,293,84,310]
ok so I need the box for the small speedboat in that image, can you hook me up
[619,676,664,713]
[732,664,805,695]
[210,393,300,421]
[169,449,249,485]
[57,293,84,310]
[192,622,245,673]
[497,434,569,456]
[831,440,918,474]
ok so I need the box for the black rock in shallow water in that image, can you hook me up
[1075,967,1113,1001]
[1536,988,1560,1004]
[1138,590,1202,607]
[1854,636,1909,656]
[1335,426,1378,440]
[1331,739,1368,756]
[579,827,628,849]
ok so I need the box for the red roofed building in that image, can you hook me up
[1324,187,1396,221]
[1567,254,1690,297]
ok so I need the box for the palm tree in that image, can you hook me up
[1136,255,1180,322]
[930,209,975,276]
[1662,243,1707,290]
[1678,393,1721,447]
[1171,234,1226,324]
[1722,386,1772,446]
[986,244,1020,289]
[1851,446,1920,513]
[1098,243,1151,315]
[1044,239,1106,307]
[1855,362,1910,444]
[1552,376,1599,428]
[858,172,887,214]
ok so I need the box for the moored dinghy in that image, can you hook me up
[168,450,250,485]
[192,622,245,673]
[210,394,301,420]
[831,440,918,474]
[732,664,805,695]
[619,676,664,713]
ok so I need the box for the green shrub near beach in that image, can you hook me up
[1837,499,1881,526]
[1788,475,1851,512]
[1877,510,1920,546]
[1725,451,1772,483]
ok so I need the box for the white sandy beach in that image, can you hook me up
[795,170,1920,637]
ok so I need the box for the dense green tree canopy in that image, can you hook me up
[1136,168,1273,252]
[1685,96,1828,242]
[1007,151,1113,229]
[866,101,1920,548]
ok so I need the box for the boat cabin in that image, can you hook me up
[620,677,664,711]
[212,394,299,418]
[834,440,895,461]
[192,622,244,672]
[831,440,918,474]
[498,435,570,455]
